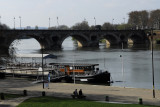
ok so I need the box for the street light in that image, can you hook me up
[147,28,156,98]
[94,17,96,26]
[0,16,1,24]
[112,19,114,30]
[57,17,59,28]
[13,17,15,29]
[123,18,125,30]
[70,66,75,84]
[123,18,125,24]
[120,42,125,88]
[39,37,45,89]
[19,16,21,29]
[112,18,114,25]
[49,17,50,28]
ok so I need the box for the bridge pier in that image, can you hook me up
[84,41,99,47]
[0,46,9,55]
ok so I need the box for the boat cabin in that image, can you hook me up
[49,63,99,75]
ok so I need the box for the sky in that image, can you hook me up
[0,0,160,28]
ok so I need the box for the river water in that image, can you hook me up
[4,37,160,89]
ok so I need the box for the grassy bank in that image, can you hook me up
[17,96,157,107]
[0,93,25,100]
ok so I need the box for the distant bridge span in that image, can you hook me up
[0,29,149,54]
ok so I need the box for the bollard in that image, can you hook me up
[23,90,27,96]
[139,98,143,105]
[105,96,109,101]
[42,91,45,96]
[1,93,5,100]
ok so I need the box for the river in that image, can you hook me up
[2,37,160,89]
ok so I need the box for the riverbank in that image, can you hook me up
[0,77,160,106]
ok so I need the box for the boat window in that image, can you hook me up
[70,72,73,75]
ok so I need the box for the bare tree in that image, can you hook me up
[139,10,149,29]
[149,9,160,29]
[128,10,149,29]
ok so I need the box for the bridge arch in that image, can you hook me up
[7,33,53,54]
[128,32,149,44]
[15,33,49,49]
[102,33,120,46]
[9,38,41,54]
[60,33,89,48]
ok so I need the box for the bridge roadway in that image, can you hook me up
[0,29,149,54]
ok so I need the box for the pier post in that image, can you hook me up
[42,91,45,96]
[23,90,27,96]
[105,96,109,101]
[0,93,5,100]
[139,98,143,104]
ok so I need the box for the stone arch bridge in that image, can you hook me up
[0,30,149,54]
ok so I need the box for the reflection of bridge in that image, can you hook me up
[0,30,149,54]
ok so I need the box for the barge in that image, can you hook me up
[49,63,111,83]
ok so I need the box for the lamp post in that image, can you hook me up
[70,66,75,84]
[49,17,50,28]
[112,19,114,25]
[0,16,1,24]
[151,28,155,98]
[120,42,125,88]
[147,28,156,98]
[42,42,44,89]
[57,17,59,28]
[73,55,75,84]
[39,37,45,89]
[112,19,114,30]
[123,18,125,30]
[13,17,15,29]
[158,17,160,30]
[19,16,21,29]
[94,17,96,26]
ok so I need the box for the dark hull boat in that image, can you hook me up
[64,71,110,83]
[49,63,111,83]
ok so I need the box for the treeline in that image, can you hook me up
[48,21,124,30]
[0,23,10,29]
[49,9,160,30]
[128,9,160,30]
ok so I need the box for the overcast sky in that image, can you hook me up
[0,0,159,28]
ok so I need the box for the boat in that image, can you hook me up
[49,63,111,83]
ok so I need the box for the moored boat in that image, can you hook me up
[49,63,111,83]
